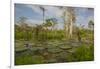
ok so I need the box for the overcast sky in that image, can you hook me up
[15,3,94,29]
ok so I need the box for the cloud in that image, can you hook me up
[44,6,63,18]
[26,19,43,26]
[25,4,63,18]
[25,4,42,15]
[88,15,94,21]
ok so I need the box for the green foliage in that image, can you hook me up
[15,54,44,65]
[88,20,94,29]
[67,45,94,62]
[15,30,33,40]
[74,45,94,61]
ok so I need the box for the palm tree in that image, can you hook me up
[44,19,53,39]
[38,6,46,40]
[50,18,58,38]
[45,18,58,31]
[39,6,46,24]
[43,18,58,39]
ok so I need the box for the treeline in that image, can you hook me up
[15,18,64,41]
[15,16,94,42]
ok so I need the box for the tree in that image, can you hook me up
[88,20,94,30]
[18,16,30,40]
[50,18,58,38]
[18,16,28,30]
[50,18,58,30]
[34,24,43,40]
[59,7,69,39]
[67,7,76,38]
[59,7,76,39]
[39,6,46,24]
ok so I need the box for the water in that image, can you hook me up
[15,39,93,64]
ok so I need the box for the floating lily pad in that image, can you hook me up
[46,59,57,63]
[32,55,44,64]
[59,45,72,50]
[67,50,75,53]
[15,48,27,52]
[57,52,68,58]
[31,47,45,51]
[56,52,69,62]
[48,48,62,53]
[70,42,81,47]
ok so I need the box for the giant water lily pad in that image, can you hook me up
[67,49,76,53]
[31,47,45,51]
[48,48,62,53]
[56,52,69,62]
[57,52,68,58]
[46,59,57,63]
[59,45,72,50]
[70,42,81,47]
[32,55,44,64]
[15,47,27,52]
[46,42,54,45]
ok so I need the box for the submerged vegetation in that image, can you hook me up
[15,4,94,65]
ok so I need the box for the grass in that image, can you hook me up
[15,53,44,65]
[66,44,94,62]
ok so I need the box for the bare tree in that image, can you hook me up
[67,7,76,39]
[39,6,46,24]
[59,7,69,39]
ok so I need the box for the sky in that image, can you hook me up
[15,3,94,29]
